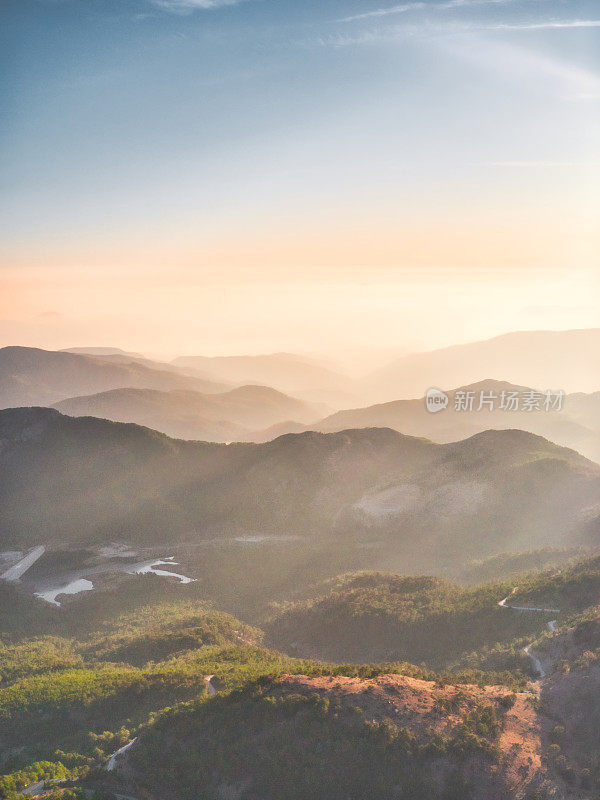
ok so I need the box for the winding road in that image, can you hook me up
[107,738,138,772]
[497,587,560,614]
[104,674,217,785]
[498,587,560,679]
[522,643,547,679]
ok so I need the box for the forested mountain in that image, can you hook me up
[1,408,599,572]
[6,556,600,800]
[266,572,550,667]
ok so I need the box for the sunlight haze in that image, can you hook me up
[2,0,599,356]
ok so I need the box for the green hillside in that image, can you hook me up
[266,572,555,668]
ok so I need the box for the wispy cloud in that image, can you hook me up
[317,30,395,47]
[151,0,245,12]
[439,0,520,8]
[483,19,600,30]
[338,3,424,23]
[337,0,518,23]
[442,35,600,99]
[322,15,600,100]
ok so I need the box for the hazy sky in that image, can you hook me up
[1,0,599,357]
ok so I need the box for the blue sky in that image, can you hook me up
[1,0,599,355]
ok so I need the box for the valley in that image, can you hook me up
[5,552,600,800]
[1,335,599,800]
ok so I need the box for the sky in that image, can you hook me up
[1,0,599,359]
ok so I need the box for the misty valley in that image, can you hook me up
[0,335,598,800]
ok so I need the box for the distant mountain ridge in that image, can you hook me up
[0,346,229,408]
[363,329,600,401]
[61,346,188,374]
[61,347,145,357]
[1,408,598,573]
[48,376,600,461]
[54,384,321,442]
[5,337,599,461]
[310,379,600,463]
[172,351,360,407]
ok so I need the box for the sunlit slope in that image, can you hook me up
[0,409,598,570]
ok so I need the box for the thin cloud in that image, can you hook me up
[317,30,395,47]
[322,17,600,100]
[484,19,600,30]
[337,0,518,23]
[151,0,245,12]
[439,0,519,7]
[338,3,424,23]
[443,35,600,99]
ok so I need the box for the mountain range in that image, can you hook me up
[53,385,321,442]
[362,328,600,402]
[1,330,600,800]
[0,346,229,408]
[309,379,600,463]
[5,345,598,465]
[48,378,600,462]
[1,407,598,573]
[172,329,600,405]
[172,351,359,407]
